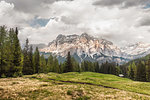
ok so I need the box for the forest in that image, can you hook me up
[1,26,150,82]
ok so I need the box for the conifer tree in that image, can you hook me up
[0,26,7,77]
[53,57,60,73]
[40,54,46,73]
[12,27,22,77]
[146,58,150,81]
[28,45,34,74]
[34,47,40,73]
[128,64,134,80]
[64,52,73,72]
[95,62,99,73]
[23,39,32,75]
[136,61,146,81]
[47,54,54,72]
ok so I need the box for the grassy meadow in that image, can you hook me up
[0,72,150,100]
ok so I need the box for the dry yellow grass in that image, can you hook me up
[0,76,150,100]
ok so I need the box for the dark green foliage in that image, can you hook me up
[128,62,137,80]
[146,59,150,81]
[34,47,40,73]
[40,54,47,73]
[0,26,22,77]
[67,90,73,95]
[53,57,60,73]
[12,27,22,76]
[136,61,146,81]
[126,59,150,82]
[23,39,33,75]
[64,52,73,72]
[47,54,53,72]
[28,46,34,74]
[99,62,118,75]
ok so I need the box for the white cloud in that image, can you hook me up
[1,0,150,47]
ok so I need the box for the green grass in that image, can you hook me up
[26,72,150,96]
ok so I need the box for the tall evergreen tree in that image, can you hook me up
[12,27,22,77]
[136,61,146,81]
[53,57,60,73]
[47,54,54,72]
[64,52,73,72]
[40,54,46,73]
[34,47,40,73]
[23,39,32,75]
[95,62,100,73]
[28,45,34,74]
[146,58,150,81]
[0,26,7,77]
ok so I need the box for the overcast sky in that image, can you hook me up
[0,0,150,46]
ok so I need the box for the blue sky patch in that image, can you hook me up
[144,3,150,9]
[30,17,50,27]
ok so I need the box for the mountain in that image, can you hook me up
[121,42,150,59]
[40,33,129,64]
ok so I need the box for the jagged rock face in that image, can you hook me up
[121,42,150,59]
[40,33,129,64]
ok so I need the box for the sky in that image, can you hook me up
[0,0,150,47]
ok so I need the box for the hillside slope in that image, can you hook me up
[1,72,150,100]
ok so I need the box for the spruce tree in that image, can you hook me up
[53,57,60,73]
[28,45,34,74]
[47,54,54,72]
[146,58,150,81]
[0,26,6,77]
[23,39,32,75]
[64,52,73,72]
[40,54,46,73]
[0,26,10,77]
[12,27,22,77]
[34,47,40,73]
[136,61,146,81]
[95,62,99,73]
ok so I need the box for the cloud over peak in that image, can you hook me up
[0,0,150,46]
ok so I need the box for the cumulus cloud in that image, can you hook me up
[138,17,150,26]
[0,0,150,46]
[93,0,150,8]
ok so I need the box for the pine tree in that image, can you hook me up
[12,27,22,77]
[64,52,73,72]
[95,62,99,73]
[128,64,134,80]
[136,61,146,81]
[47,54,54,72]
[40,54,46,73]
[71,57,79,72]
[23,39,32,75]
[0,26,7,77]
[53,57,60,73]
[146,58,150,81]
[28,45,34,74]
[34,47,40,73]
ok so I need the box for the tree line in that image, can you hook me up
[0,25,122,79]
[0,26,121,78]
[127,60,150,82]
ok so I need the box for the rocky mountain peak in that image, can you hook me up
[40,33,128,64]
[56,34,66,40]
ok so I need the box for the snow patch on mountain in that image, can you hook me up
[40,33,129,64]
[121,42,150,56]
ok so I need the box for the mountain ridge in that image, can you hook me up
[40,33,130,64]
[40,33,150,64]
